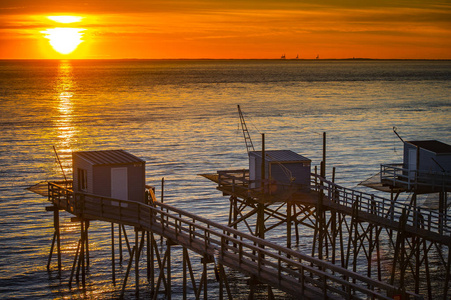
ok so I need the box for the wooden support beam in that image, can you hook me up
[167,241,171,300]
[80,220,86,288]
[443,240,451,299]
[287,202,292,250]
[69,238,81,287]
[47,231,56,270]
[218,264,233,300]
[149,232,155,294]
[85,220,90,268]
[111,223,116,285]
[146,231,151,283]
[183,247,187,300]
[121,224,132,257]
[54,207,61,273]
[121,245,136,298]
[153,246,169,300]
[119,223,123,262]
[135,228,139,298]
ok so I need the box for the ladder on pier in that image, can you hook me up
[237,105,255,153]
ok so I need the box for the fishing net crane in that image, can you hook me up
[237,105,255,154]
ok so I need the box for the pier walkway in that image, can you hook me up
[211,170,451,246]
[47,181,418,299]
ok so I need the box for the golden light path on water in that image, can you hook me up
[54,60,77,162]
[53,61,80,255]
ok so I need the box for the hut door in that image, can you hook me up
[408,149,417,180]
[249,155,256,189]
[111,167,128,200]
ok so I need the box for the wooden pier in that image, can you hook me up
[44,180,421,299]
[202,168,451,298]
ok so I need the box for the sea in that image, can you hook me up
[0,59,450,299]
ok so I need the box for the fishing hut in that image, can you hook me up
[72,150,146,203]
[379,139,451,193]
[360,136,451,296]
[248,150,311,194]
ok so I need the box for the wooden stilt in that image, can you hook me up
[203,256,207,300]
[69,238,81,287]
[85,220,90,268]
[47,231,56,270]
[391,209,407,286]
[151,235,168,292]
[54,207,62,273]
[111,223,116,285]
[121,246,136,299]
[219,263,223,300]
[294,204,300,245]
[183,247,187,300]
[218,264,232,300]
[122,224,132,257]
[423,239,432,299]
[80,220,86,288]
[312,166,318,259]
[146,231,150,283]
[119,223,123,262]
[135,228,139,298]
[287,202,292,250]
[268,285,275,300]
[248,276,255,300]
[150,232,155,294]
[195,262,206,300]
[167,241,171,300]
[443,239,451,300]
[185,248,198,295]
[153,246,169,300]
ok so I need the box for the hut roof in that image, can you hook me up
[406,140,451,155]
[249,150,311,163]
[73,150,145,165]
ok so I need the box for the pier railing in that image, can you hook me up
[214,170,451,242]
[380,163,451,192]
[311,173,451,240]
[47,181,418,299]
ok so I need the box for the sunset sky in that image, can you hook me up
[0,0,450,59]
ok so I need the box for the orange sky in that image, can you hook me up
[0,0,450,59]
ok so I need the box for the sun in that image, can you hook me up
[42,16,86,55]
[42,28,86,54]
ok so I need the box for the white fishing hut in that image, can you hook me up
[72,150,146,203]
[249,150,311,194]
[403,140,451,174]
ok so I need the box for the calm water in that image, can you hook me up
[0,59,450,299]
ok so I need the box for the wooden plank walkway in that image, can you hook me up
[47,182,419,299]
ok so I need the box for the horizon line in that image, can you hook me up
[1,58,451,61]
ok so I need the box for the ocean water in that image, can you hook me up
[0,59,450,299]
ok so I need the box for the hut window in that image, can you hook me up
[78,168,87,191]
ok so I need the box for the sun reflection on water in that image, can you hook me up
[54,60,77,175]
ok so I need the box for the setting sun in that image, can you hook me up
[40,15,86,55]
[41,28,86,55]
